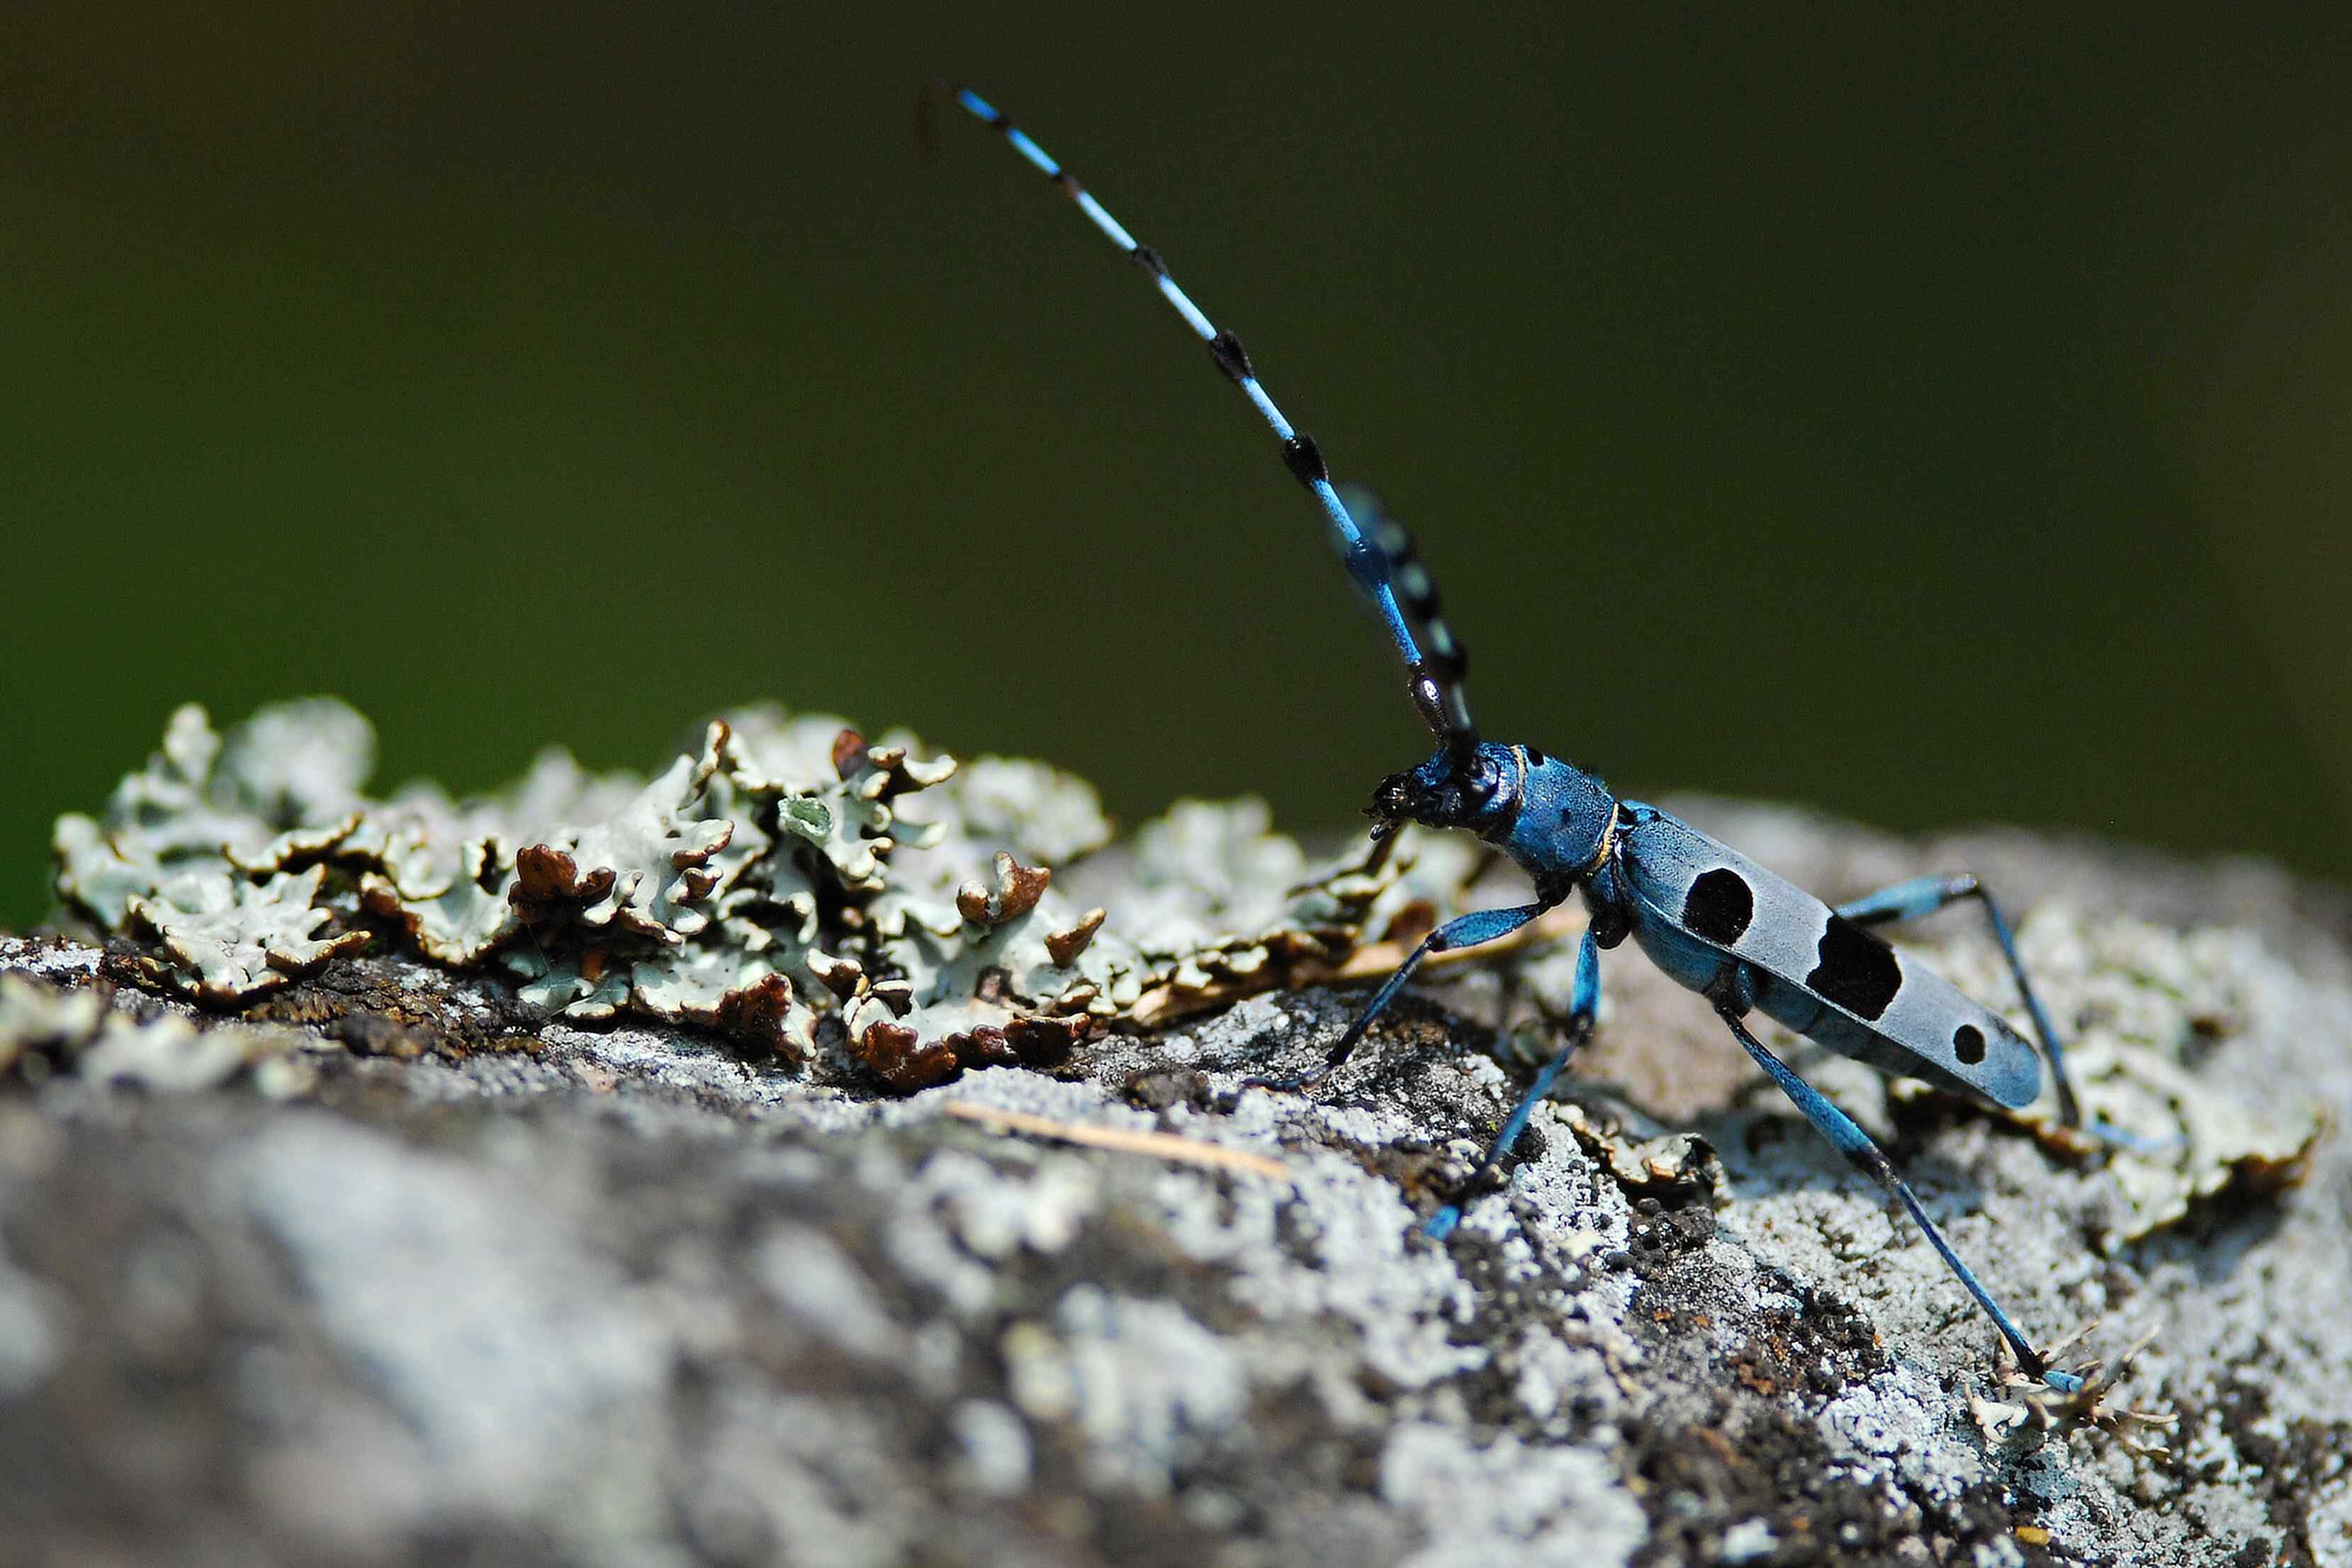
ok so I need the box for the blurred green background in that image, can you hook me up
[5,5,2349,931]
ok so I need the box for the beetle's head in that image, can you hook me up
[1368,741,1521,840]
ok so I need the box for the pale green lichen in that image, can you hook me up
[1924,906,2326,1248]
[505,725,738,946]
[127,864,368,1005]
[50,704,371,1001]
[0,972,323,1095]
[896,750,1115,877]
[1114,799,1490,1023]
[52,700,1470,1086]
[51,703,346,930]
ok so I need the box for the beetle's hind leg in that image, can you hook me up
[1713,995,2084,1393]
[1836,874,2082,1128]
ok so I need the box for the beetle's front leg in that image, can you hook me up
[1240,898,1557,1094]
[1424,927,1601,1240]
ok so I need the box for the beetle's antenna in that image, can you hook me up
[942,84,1476,749]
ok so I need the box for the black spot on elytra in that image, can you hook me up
[1682,868,1755,946]
[1806,915,1901,1021]
[1952,1023,1986,1064]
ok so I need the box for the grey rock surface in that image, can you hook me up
[2,799,2347,1568]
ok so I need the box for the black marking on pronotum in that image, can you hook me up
[1952,1023,1987,1065]
[1208,329,1253,383]
[1131,243,1169,278]
[1806,915,1903,1022]
[1281,434,1329,486]
[1682,868,1755,946]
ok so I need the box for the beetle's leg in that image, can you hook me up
[1716,999,2084,1393]
[1240,899,1555,1093]
[1424,927,1600,1240]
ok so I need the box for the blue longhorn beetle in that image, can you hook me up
[945,87,2092,1392]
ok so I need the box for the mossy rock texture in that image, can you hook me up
[2,704,2346,1567]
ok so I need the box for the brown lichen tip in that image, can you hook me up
[852,1009,1093,1093]
[956,853,1052,928]
[853,1018,959,1092]
[512,846,617,922]
[1045,908,1106,968]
